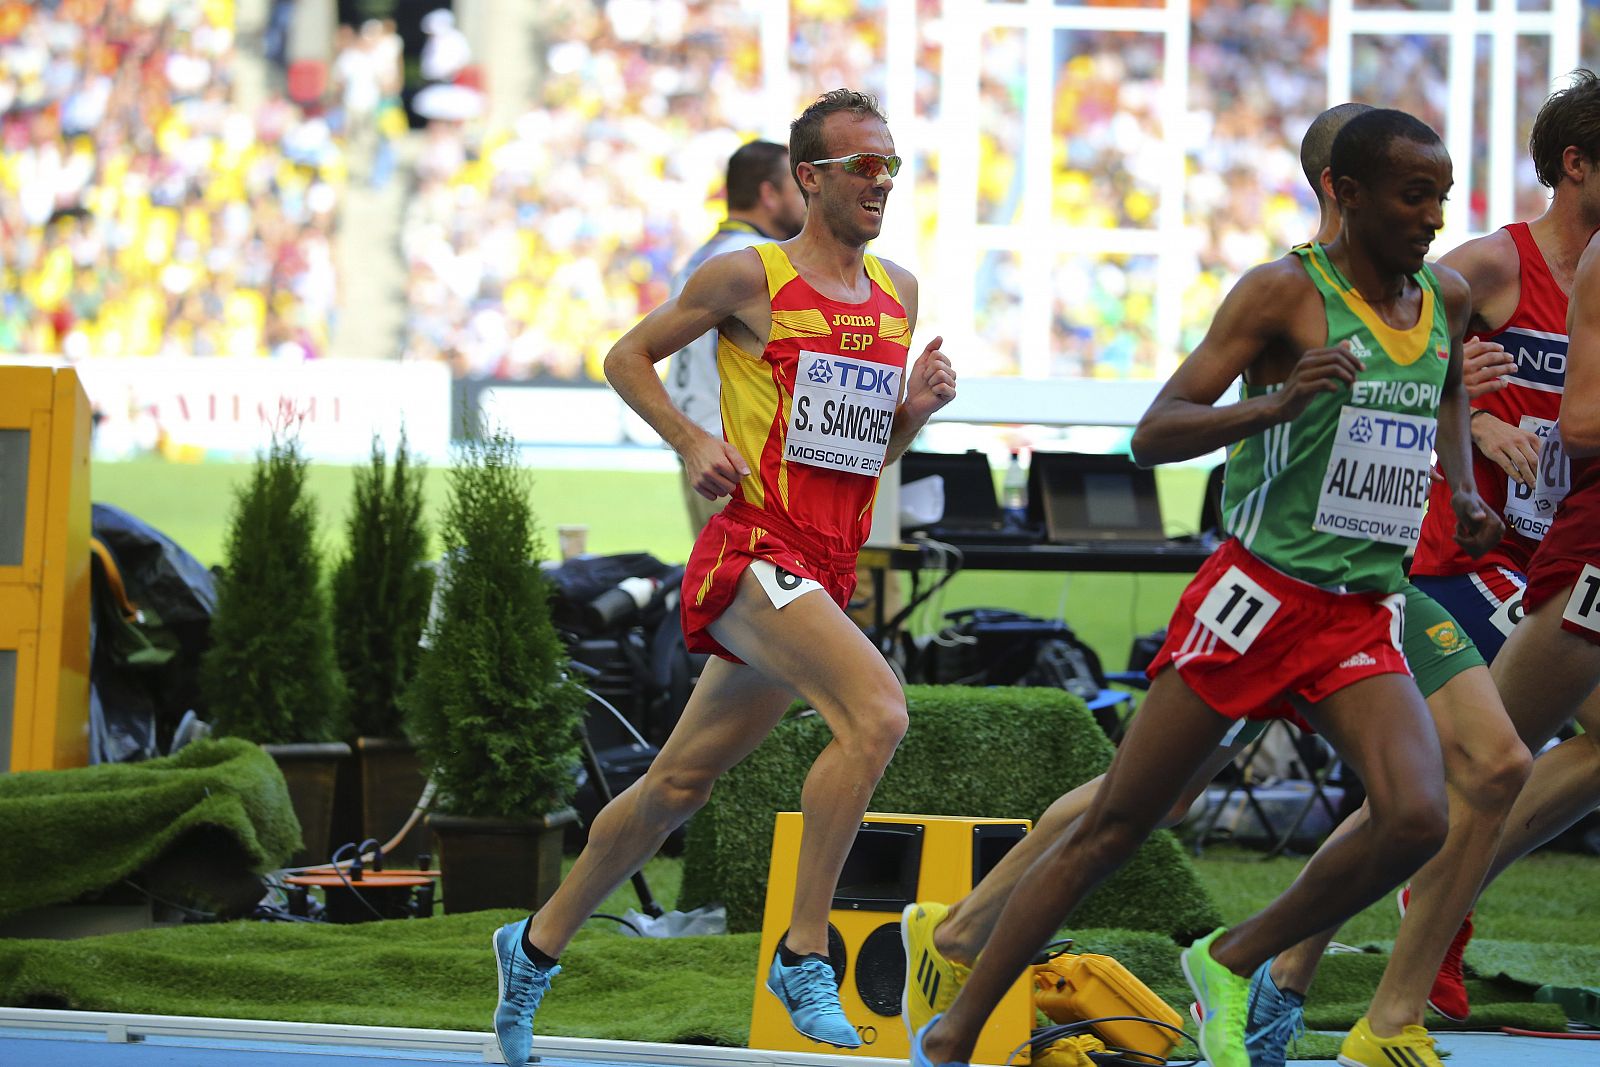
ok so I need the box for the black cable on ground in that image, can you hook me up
[588,912,645,936]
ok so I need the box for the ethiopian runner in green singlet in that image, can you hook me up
[910,110,1506,1067]
[906,106,1528,1067]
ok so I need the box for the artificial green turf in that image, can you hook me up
[1,849,1583,1054]
[0,739,299,919]
[0,909,762,1042]
[683,687,1220,940]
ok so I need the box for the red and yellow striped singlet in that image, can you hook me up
[716,241,912,552]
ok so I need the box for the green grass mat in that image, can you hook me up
[0,739,299,919]
[0,910,761,1043]
[1,850,1586,1056]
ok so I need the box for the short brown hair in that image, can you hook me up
[1530,69,1600,189]
[790,89,888,197]
[727,140,790,211]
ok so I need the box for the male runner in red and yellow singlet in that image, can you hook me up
[487,90,958,1067]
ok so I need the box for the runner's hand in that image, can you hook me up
[1274,342,1364,421]
[1449,488,1504,558]
[1470,412,1541,489]
[1462,338,1515,399]
[683,433,750,500]
[902,336,957,422]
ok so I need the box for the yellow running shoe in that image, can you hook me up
[1337,1016,1444,1067]
[901,902,970,1042]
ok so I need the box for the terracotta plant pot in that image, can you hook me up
[262,741,353,868]
[427,808,578,914]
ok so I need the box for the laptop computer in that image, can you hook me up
[1026,451,1168,545]
[900,451,1042,544]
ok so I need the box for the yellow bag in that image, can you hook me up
[1031,1032,1107,1067]
[1033,951,1185,1062]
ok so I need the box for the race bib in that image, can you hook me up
[1562,564,1600,634]
[785,350,901,477]
[1195,565,1282,653]
[1488,584,1526,636]
[1503,417,1568,542]
[1314,406,1435,547]
[749,559,823,610]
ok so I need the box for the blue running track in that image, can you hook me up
[0,1011,1595,1066]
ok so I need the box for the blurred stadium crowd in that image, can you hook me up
[0,0,368,361]
[6,0,1600,379]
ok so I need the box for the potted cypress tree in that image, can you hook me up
[201,433,350,868]
[330,432,434,866]
[404,426,585,913]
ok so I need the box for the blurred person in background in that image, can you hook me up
[666,139,806,532]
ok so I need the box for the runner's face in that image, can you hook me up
[809,113,895,245]
[1349,138,1452,274]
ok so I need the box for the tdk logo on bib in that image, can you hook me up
[1344,412,1436,453]
[803,356,897,397]
[1497,326,1567,394]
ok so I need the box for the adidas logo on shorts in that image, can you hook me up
[1338,650,1378,669]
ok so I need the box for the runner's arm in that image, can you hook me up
[1435,264,1502,555]
[1562,232,1600,457]
[1131,260,1357,466]
[604,250,766,496]
[1433,266,1478,495]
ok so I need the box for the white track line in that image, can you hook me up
[0,1008,915,1066]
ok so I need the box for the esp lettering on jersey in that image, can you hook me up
[786,349,901,476]
[1314,406,1436,547]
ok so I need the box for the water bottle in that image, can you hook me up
[1003,449,1028,526]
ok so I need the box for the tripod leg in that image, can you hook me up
[579,724,665,918]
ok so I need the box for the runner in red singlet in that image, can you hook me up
[485,90,958,1067]
[1403,69,1600,1019]
[1486,226,1600,920]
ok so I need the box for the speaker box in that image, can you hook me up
[748,811,1035,1063]
[0,364,91,772]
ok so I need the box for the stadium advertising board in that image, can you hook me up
[73,358,452,463]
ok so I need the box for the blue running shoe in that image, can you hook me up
[765,950,861,1048]
[911,1014,969,1067]
[492,919,559,1067]
[1243,957,1305,1067]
